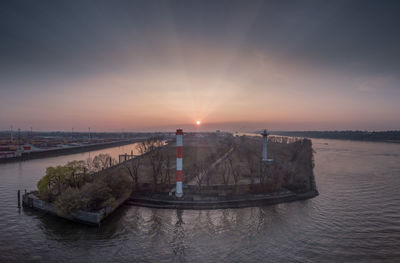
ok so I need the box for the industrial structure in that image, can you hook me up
[261,129,274,182]
[176,129,183,197]
[0,129,130,160]
[118,150,135,163]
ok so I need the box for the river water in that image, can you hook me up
[0,139,399,262]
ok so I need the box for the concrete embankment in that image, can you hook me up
[126,189,319,210]
[22,186,318,225]
[0,139,140,164]
[22,192,127,226]
[127,168,319,210]
[22,187,318,225]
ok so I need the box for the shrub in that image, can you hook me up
[103,168,133,199]
[38,153,133,216]
[37,165,69,202]
[54,175,132,215]
[80,180,115,211]
[55,187,88,216]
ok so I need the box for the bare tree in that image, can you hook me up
[144,136,166,191]
[192,162,207,189]
[232,168,240,189]
[227,157,240,190]
[85,157,96,173]
[203,153,216,186]
[240,141,259,185]
[120,136,167,191]
[161,155,171,186]
[86,154,117,173]
[219,161,230,185]
[122,157,141,189]
[136,139,150,156]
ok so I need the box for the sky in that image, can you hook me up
[1,0,400,132]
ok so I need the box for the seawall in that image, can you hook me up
[0,139,140,164]
[22,191,128,226]
[127,189,318,210]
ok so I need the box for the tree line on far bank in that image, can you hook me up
[273,130,400,142]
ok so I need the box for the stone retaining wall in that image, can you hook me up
[127,189,319,210]
[22,192,125,226]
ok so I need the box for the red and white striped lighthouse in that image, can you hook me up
[176,129,183,197]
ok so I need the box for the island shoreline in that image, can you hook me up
[126,189,319,210]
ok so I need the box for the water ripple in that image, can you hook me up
[1,140,400,262]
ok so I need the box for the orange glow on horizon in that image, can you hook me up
[3,41,399,132]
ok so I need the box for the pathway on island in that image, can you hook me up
[187,146,234,186]
[169,146,234,195]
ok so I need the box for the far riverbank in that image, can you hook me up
[0,139,142,164]
[272,130,400,143]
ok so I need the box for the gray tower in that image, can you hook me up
[262,129,268,161]
[260,129,273,183]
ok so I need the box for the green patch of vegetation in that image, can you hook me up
[36,153,133,216]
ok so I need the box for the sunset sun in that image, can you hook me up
[196,120,201,125]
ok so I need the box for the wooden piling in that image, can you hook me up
[17,190,21,208]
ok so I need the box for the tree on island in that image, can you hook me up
[218,161,230,186]
[192,161,208,189]
[131,136,167,191]
[86,153,117,173]
[36,153,132,216]
[122,157,141,188]
[160,155,172,186]
[227,156,241,192]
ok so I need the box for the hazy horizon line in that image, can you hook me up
[1,129,399,133]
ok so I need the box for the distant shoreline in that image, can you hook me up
[0,139,141,164]
[271,131,400,143]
